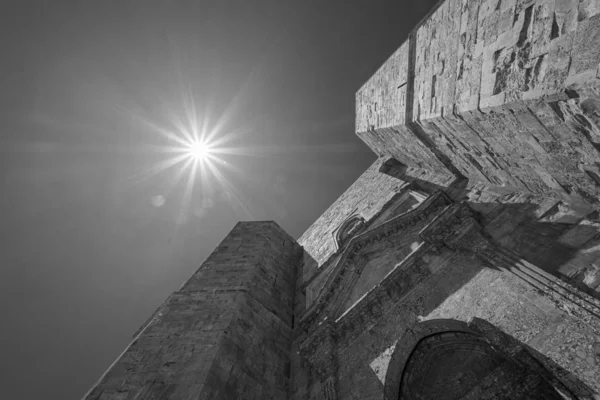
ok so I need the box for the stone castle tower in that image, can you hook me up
[84,0,600,398]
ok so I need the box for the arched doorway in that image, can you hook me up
[384,319,565,400]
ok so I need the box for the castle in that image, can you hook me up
[83,0,600,398]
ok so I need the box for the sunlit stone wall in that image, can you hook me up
[357,0,600,204]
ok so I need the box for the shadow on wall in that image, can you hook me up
[470,201,600,298]
[382,318,598,400]
[338,238,600,400]
[380,157,450,194]
[302,191,600,399]
[381,160,600,297]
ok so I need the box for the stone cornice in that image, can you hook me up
[298,198,600,376]
[298,200,490,363]
[420,202,478,246]
[329,207,492,344]
[332,243,435,342]
[299,191,452,331]
[299,181,418,293]
[419,200,502,263]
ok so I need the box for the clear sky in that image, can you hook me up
[0,1,439,398]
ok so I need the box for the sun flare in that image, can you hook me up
[124,91,262,224]
[187,140,212,161]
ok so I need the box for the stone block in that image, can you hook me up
[579,0,600,20]
[571,13,600,74]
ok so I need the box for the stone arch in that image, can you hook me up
[383,319,472,400]
[383,319,564,400]
[334,214,365,250]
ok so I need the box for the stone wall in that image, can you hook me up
[355,42,452,180]
[82,221,301,400]
[297,155,457,288]
[302,190,438,312]
[454,180,600,295]
[331,248,600,400]
[298,158,407,270]
[295,196,600,400]
[356,42,410,134]
[357,0,600,205]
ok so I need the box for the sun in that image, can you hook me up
[126,93,258,222]
[187,140,212,161]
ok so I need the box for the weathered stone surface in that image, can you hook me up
[83,222,302,400]
[298,158,407,270]
[357,0,600,205]
[294,180,600,399]
[304,246,600,399]
[571,13,600,74]
[356,42,410,132]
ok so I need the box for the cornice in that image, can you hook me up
[297,200,502,369]
[419,201,496,257]
[299,190,452,331]
[332,243,434,342]
[299,182,418,293]
[298,200,489,353]
[298,198,600,373]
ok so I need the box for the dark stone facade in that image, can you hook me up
[82,222,302,399]
[83,0,600,399]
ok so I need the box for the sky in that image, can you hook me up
[0,1,440,398]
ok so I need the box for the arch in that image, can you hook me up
[383,319,472,400]
[383,319,563,400]
[334,214,365,250]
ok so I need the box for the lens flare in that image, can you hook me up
[187,140,212,161]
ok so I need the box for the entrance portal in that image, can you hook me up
[399,330,562,399]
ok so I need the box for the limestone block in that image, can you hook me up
[571,13,600,75]
[529,0,555,59]
[356,42,410,133]
[555,0,579,34]
[579,0,600,20]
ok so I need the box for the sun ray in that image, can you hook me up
[189,93,201,143]
[197,154,213,200]
[177,156,199,225]
[204,154,243,177]
[208,146,282,158]
[170,114,195,146]
[126,153,189,186]
[204,55,270,146]
[205,125,254,149]
[161,156,195,202]
[204,159,254,219]
[200,106,212,144]
[120,106,191,149]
